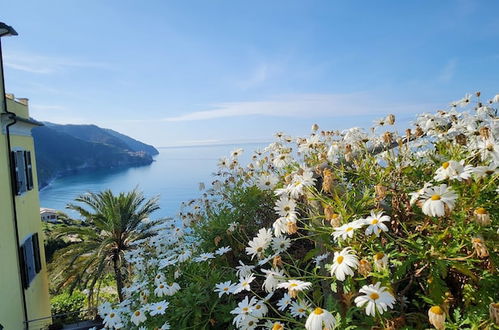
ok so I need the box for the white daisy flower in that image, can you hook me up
[274,197,297,218]
[329,247,358,281]
[103,310,123,329]
[305,307,336,330]
[214,281,236,297]
[261,268,285,293]
[420,184,458,217]
[154,283,169,297]
[277,293,293,311]
[290,300,310,318]
[233,274,256,294]
[130,309,147,326]
[215,246,231,255]
[271,236,291,253]
[230,296,255,327]
[354,282,395,316]
[257,174,279,191]
[149,300,169,316]
[332,220,364,241]
[277,280,312,298]
[236,261,255,278]
[363,211,390,237]
[249,296,268,318]
[433,160,474,182]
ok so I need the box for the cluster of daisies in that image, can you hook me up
[97,93,498,329]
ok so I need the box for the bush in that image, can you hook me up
[50,291,86,324]
[95,93,499,329]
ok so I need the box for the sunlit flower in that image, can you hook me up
[420,184,457,217]
[363,211,390,237]
[305,307,336,330]
[332,220,364,241]
[271,322,284,330]
[249,296,268,318]
[428,306,445,329]
[354,282,395,316]
[433,160,473,182]
[329,247,358,281]
[274,197,297,218]
[257,174,279,191]
[277,280,312,298]
[373,252,389,271]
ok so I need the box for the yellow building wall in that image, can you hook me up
[1,98,51,329]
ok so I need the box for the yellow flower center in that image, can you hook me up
[298,308,305,312]
[430,306,444,315]
[257,247,263,252]
[431,194,441,201]
[159,285,164,288]
[369,293,380,300]
[346,227,353,232]
[475,207,487,214]
[242,307,249,312]
[313,307,324,315]
[242,281,248,286]
[375,252,384,260]
[255,305,261,310]
[371,219,379,224]
[290,283,298,288]
[442,162,450,169]
[332,214,339,219]
[134,311,141,316]
[223,287,229,291]
[157,306,162,310]
[272,323,284,330]
[336,256,344,264]
[284,206,290,211]
[109,313,115,318]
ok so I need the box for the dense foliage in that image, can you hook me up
[96,93,498,329]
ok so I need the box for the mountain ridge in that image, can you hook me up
[32,122,159,188]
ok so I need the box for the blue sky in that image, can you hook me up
[2,0,498,147]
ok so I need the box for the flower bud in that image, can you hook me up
[273,255,283,268]
[386,114,396,125]
[472,236,489,257]
[312,123,319,131]
[358,259,372,277]
[490,303,499,325]
[473,207,491,226]
[428,306,446,329]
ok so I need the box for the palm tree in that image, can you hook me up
[50,188,161,303]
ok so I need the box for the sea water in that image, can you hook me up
[39,143,267,220]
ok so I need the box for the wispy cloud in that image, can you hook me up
[158,93,439,122]
[3,50,110,74]
[30,104,67,111]
[438,59,457,82]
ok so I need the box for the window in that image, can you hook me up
[19,233,42,289]
[10,150,34,195]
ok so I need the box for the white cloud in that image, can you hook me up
[3,50,110,74]
[159,93,439,122]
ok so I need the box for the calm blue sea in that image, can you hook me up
[39,143,267,219]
